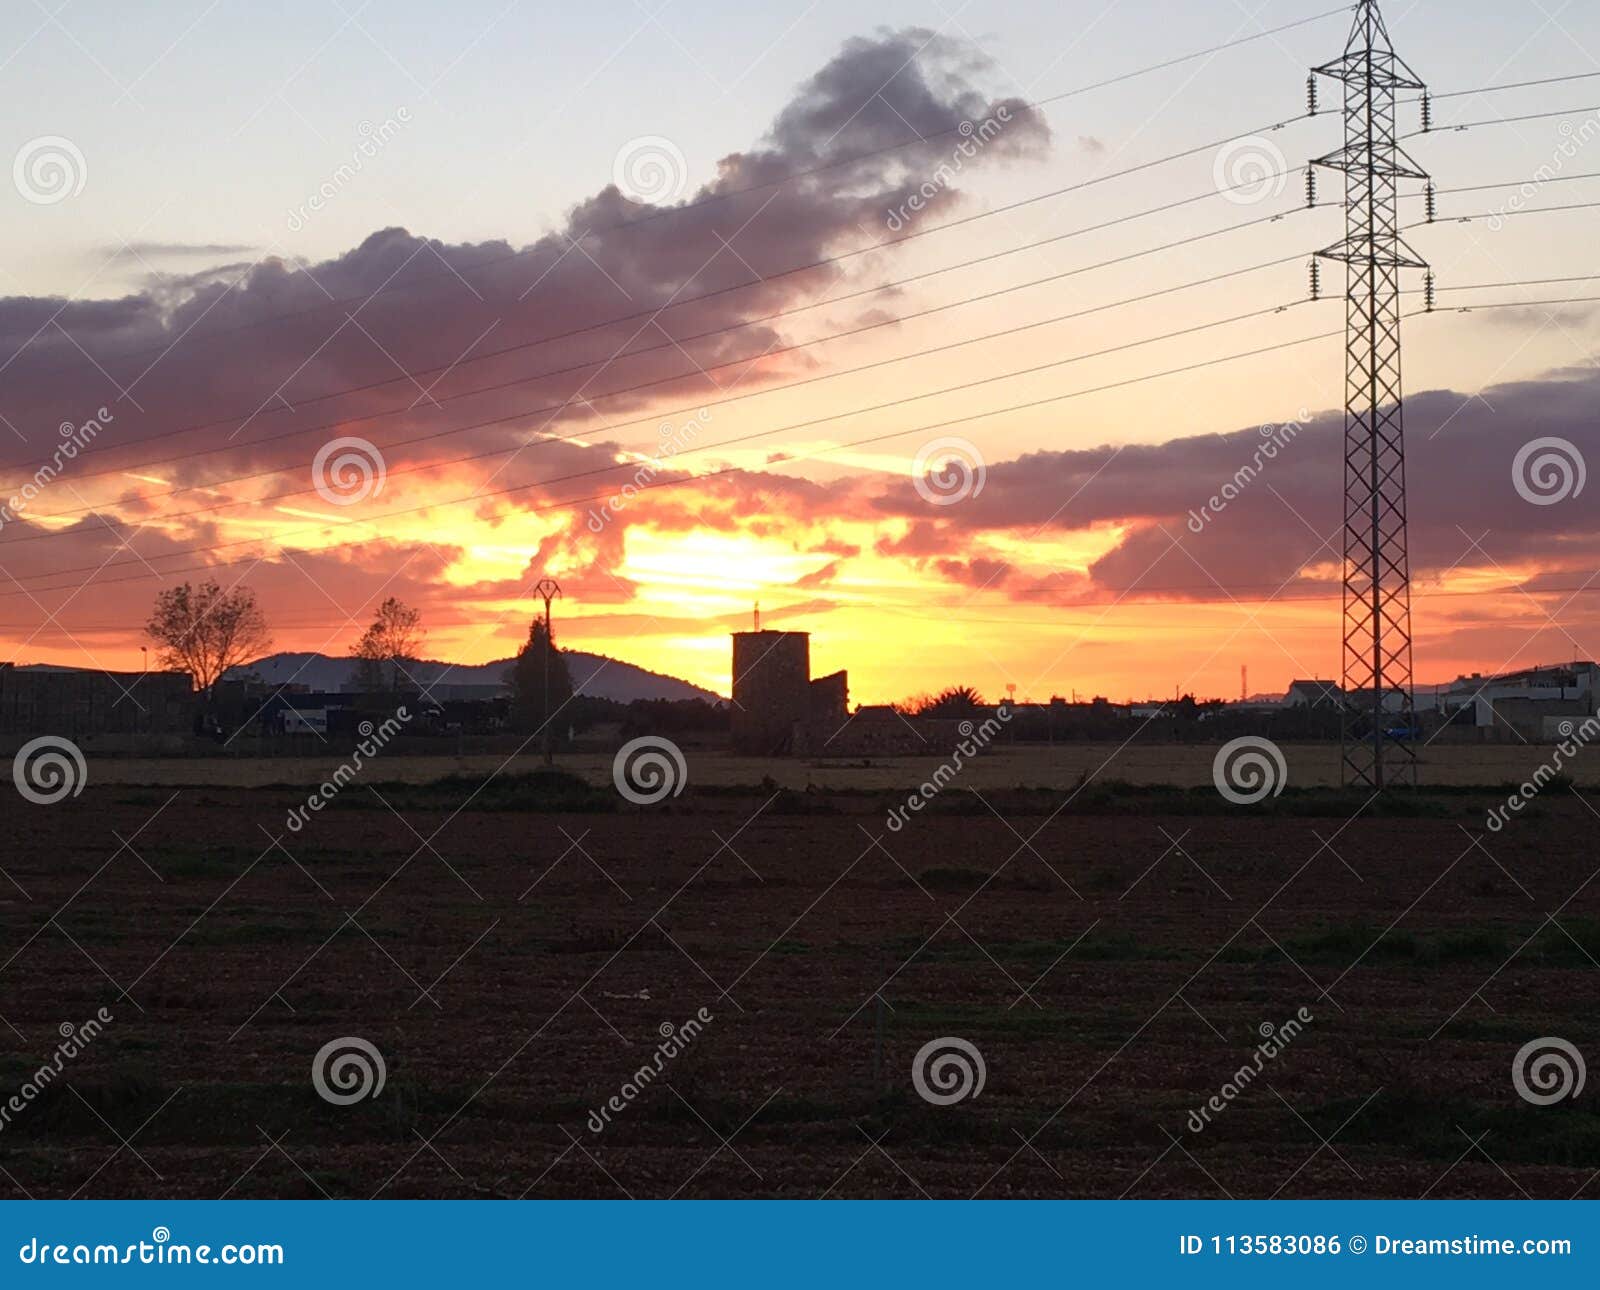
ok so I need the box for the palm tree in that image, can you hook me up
[915,686,985,718]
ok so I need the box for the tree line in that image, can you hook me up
[143,580,576,735]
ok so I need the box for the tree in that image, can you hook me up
[893,692,933,718]
[350,597,425,691]
[913,686,985,719]
[508,614,574,735]
[145,580,272,694]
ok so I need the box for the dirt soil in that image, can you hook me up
[67,741,1600,790]
[0,777,1595,1199]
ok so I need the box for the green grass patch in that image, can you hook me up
[349,769,616,814]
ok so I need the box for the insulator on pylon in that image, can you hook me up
[1310,260,1322,302]
[1424,272,1436,313]
[1307,74,1319,116]
[1421,91,1432,133]
[1305,167,1318,208]
[1424,182,1437,223]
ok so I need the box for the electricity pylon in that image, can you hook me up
[1312,0,1428,789]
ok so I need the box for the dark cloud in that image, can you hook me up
[935,556,1011,588]
[99,242,260,260]
[1478,305,1600,331]
[864,367,1600,603]
[0,28,1050,613]
[794,559,842,589]
[0,28,1048,497]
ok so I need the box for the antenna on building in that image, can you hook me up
[754,600,761,631]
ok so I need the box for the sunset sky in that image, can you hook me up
[2,0,1598,704]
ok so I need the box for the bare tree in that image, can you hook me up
[350,597,425,691]
[145,580,272,694]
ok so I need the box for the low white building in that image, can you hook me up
[1438,662,1599,729]
[1282,680,1344,710]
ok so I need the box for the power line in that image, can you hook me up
[15,206,1323,504]
[1407,197,1600,229]
[1417,170,1600,197]
[1312,0,1425,789]
[1402,69,1600,104]
[10,160,1584,493]
[26,251,1312,522]
[10,573,1600,636]
[1436,70,1600,100]
[1,287,1582,590]
[0,319,1348,598]
[4,294,1322,545]
[4,114,1320,474]
[0,6,1354,393]
[1406,103,1600,138]
[1423,291,1600,313]
[1408,271,1600,293]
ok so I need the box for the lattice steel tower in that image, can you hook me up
[1312,0,1427,789]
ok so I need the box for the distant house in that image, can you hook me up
[0,664,193,744]
[822,705,979,758]
[1436,662,1599,738]
[1283,680,1344,710]
[256,691,359,737]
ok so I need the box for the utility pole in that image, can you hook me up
[534,578,561,767]
[1312,0,1426,790]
